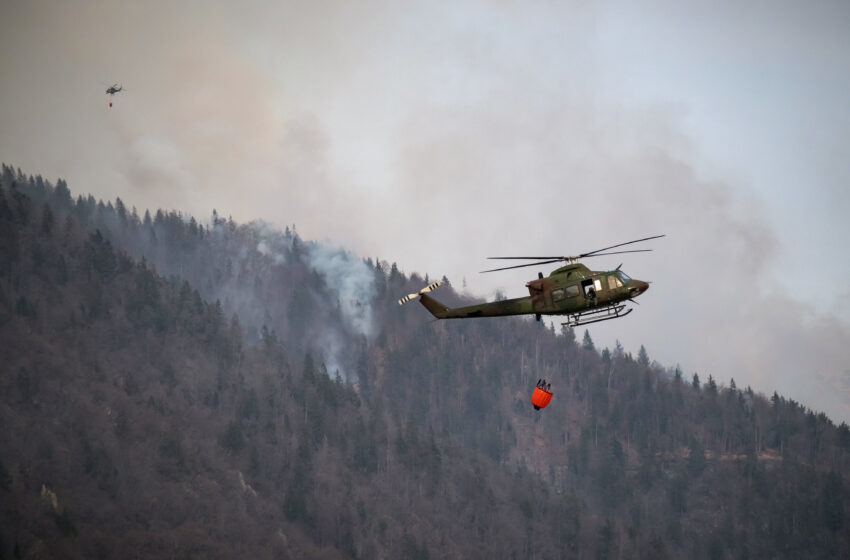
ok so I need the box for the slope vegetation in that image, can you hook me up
[1,166,848,559]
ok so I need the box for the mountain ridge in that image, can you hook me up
[1,164,848,559]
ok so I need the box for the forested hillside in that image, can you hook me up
[1,165,849,559]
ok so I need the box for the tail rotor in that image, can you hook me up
[398,280,442,306]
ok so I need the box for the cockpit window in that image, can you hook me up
[617,270,631,283]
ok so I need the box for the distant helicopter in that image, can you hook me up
[399,235,664,327]
[104,83,124,108]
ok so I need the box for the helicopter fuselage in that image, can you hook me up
[419,263,649,325]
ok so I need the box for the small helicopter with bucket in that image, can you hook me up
[104,83,124,107]
[399,235,664,327]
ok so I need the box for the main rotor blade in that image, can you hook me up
[580,234,665,258]
[483,235,665,272]
[487,256,568,260]
[487,235,665,262]
[481,259,564,273]
[580,249,653,258]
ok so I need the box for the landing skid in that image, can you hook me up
[562,304,632,327]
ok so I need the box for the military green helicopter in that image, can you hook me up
[398,235,664,327]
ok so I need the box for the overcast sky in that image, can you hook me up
[2,0,849,420]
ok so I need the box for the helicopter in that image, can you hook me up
[398,235,664,327]
[104,83,124,108]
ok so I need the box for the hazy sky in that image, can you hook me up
[2,1,849,420]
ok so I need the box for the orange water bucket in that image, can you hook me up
[531,386,552,410]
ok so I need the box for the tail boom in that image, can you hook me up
[419,294,534,319]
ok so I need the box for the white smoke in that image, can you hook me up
[306,242,376,340]
[246,220,376,381]
[317,330,347,382]
[252,220,292,265]
[248,220,376,339]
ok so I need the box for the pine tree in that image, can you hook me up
[39,203,54,236]
[561,325,576,345]
[85,229,117,280]
[705,374,717,395]
[115,196,127,225]
[582,330,595,351]
[673,365,683,383]
[638,345,650,366]
[52,178,72,208]
[688,438,706,475]
[389,262,404,285]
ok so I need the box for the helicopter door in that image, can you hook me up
[581,279,598,302]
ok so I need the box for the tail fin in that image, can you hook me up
[418,293,449,319]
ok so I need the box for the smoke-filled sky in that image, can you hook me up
[2,1,849,420]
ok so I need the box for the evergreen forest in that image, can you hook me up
[1,165,849,559]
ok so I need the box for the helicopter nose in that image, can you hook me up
[630,280,650,297]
